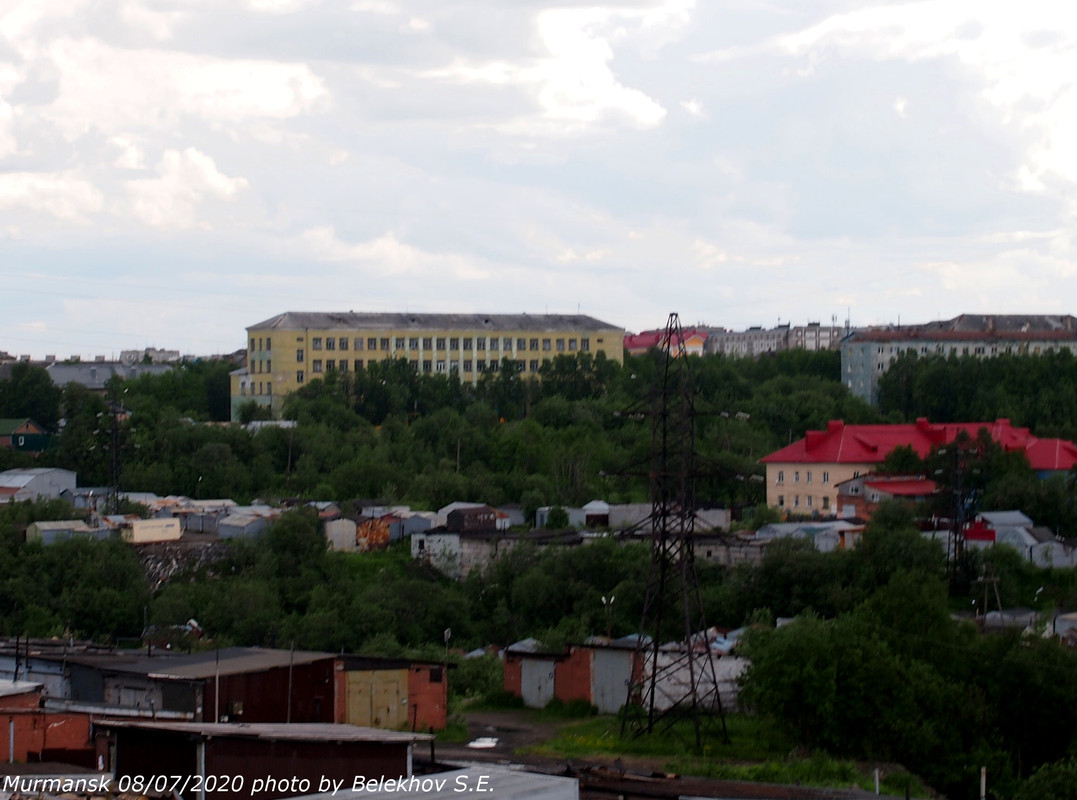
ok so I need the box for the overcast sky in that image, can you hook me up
[3,0,1076,359]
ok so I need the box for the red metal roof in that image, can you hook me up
[761,418,1077,472]
[863,478,938,496]
[623,329,706,353]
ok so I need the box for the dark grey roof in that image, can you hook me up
[45,362,174,390]
[63,647,336,679]
[248,312,623,333]
[95,719,432,743]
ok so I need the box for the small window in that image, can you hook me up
[409,337,419,350]
[437,337,446,349]
[312,338,322,350]
[368,338,377,350]
[463,338,473,351]
[542,339,551,351]
[326,338,335,350]
[436,360,446,373]
[581,338,590,351]
[354,338,364,350]
[569,339,577,351]
[339,338,348,350]
[423,337,432,349]
[806,471,812,484]
[794,471,800,483]
[296,349,304,363]
[297,370,305,383]
[265,337,271,350]
[556,338,565,351]
[777,470,784,484]
[529,360,539,371]
[339,361,348,372]
[313,360,323,373]
[777,495,784,507]
[380,338,390,350]
[517,338,527,350]
[450,338,460,350]
[395,337,405,349]
[822,471,829,484]
[423,360,432,373]
[530,339,539,351]
[354,359,363,371]
[326,359,335,370]
[476,337,486,350]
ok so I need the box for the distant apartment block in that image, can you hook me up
[233,311,625,420]
[841,314,1077,404]
[704,322,848,357]
[119,347,181,365]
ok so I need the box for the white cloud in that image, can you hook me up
[0,171,103,221]
[118,1,180,41]
[0,101,16,159]
[682,99,704,117]
[125,148,248,229]
[111,136,145,169]
[424,5,669,136]
[769,2,1077,193]
[41,38,329,139]
[298,226,494,280]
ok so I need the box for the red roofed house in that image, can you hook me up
[624,329,707,357]
[835,474,938,520]
[760,418,1077,514]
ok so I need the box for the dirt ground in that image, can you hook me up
[429,709,668,775]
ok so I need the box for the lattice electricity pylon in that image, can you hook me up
[620,313,729,749]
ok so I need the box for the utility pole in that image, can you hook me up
[621,313,728,749]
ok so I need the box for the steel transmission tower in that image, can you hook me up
[621,313,728,748]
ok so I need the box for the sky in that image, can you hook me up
[3,0,1077,359]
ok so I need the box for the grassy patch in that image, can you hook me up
[526,714,930,798]
[528,713,791,762]
[435,716,471,744]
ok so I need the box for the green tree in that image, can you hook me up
[545,506,569,529]
[0,363,61,431]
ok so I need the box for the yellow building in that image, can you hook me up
[231,311,625,419]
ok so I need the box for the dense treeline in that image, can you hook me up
[0,500,151,638]
[7,496,1077,797]
[877,349,1077,439]
[739,505,1077,800]
[7,349,1077,796]
[0,349,875,511]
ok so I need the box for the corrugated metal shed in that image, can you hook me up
[298,767,577,800]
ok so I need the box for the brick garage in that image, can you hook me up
[334,657,447,731]
[0,683,95,766]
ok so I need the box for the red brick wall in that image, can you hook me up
[554,647,592,704]
[333,662,448,731]
[407,665,447,731]
[503,655,522,697]
[0,707,94,764]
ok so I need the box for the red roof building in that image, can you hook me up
[835,474,939,520]
[760,418,1077,514]
[624,329,707,356]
